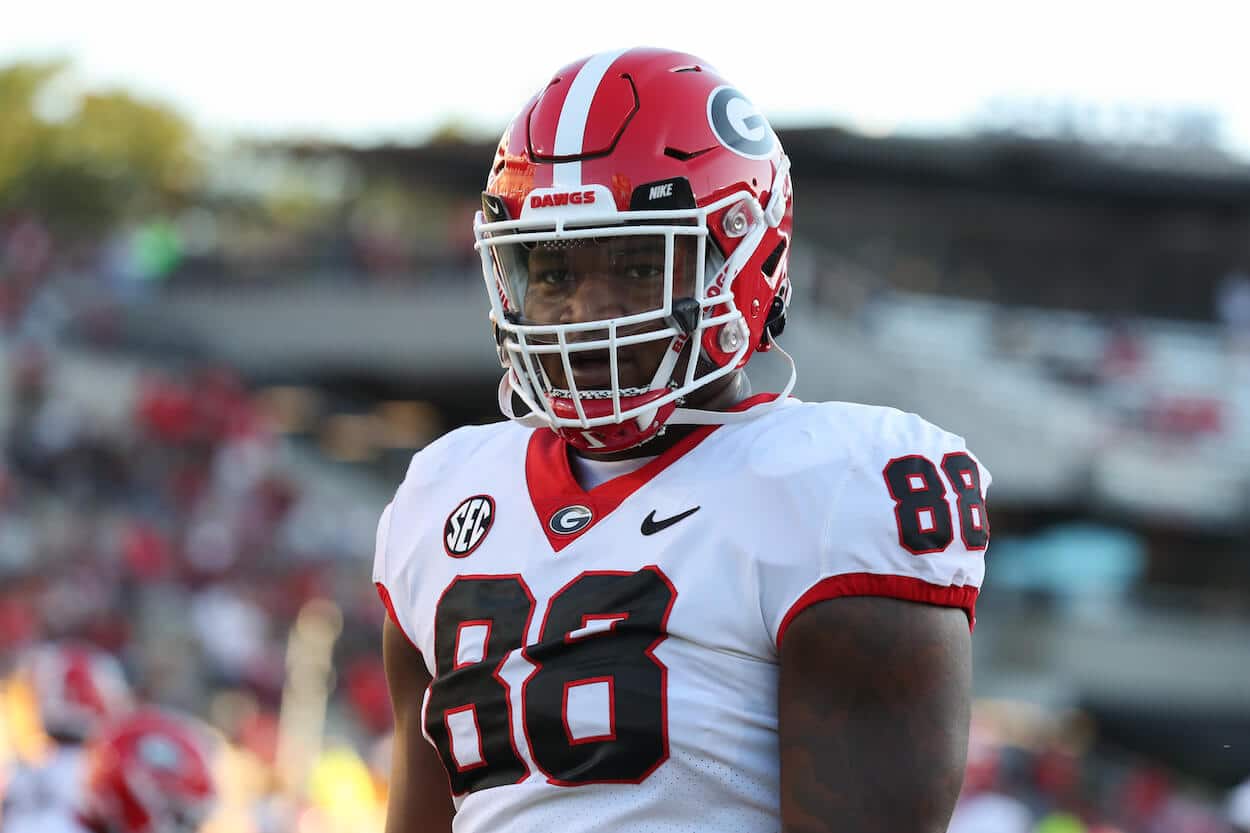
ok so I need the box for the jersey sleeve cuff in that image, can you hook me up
[375,581,422,655]
[776,572,978,647]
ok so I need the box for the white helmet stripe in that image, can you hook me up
[552,48,630,187]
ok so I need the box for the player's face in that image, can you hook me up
[519,235,698,390]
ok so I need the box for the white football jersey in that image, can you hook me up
[1,748,87,833]
[374,395,991,833]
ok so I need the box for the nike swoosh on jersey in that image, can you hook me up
[640,506,700,536]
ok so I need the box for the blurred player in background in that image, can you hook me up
[375,47,990,833]
[1,642,131,831]
[47,707,218,833]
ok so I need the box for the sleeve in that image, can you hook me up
[766,409,991,648]
[371,500,421,654]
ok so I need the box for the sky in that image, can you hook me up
[4,0,1249,154]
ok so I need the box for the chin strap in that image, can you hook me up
[499,372,548,428]
[499,334,798,430]
[667,333,798,426]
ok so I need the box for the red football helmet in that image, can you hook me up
[82,708,217,833]
[476,47,795,453]
[20,641,133,743]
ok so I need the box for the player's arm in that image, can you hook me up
[777,596,971,833]
[382,617,455,833]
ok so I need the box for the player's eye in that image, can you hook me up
[535,269,573,287]
[622,263,663,281]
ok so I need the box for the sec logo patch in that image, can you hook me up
[444,495,496,557]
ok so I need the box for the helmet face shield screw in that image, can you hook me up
[718,319,747,352]
[722,203,750,238]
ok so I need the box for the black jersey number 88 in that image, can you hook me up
[882,452,989,554]
[425,567,676,795]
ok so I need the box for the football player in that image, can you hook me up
[375,47,990,833]
[1,643,132,832]
[30,707,218,833]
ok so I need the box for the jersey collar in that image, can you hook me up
[524,392,781,552]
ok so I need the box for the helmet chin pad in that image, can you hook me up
[551,390,677,453]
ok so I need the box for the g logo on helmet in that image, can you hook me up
[549,505,593,535]
[707,85,777,160]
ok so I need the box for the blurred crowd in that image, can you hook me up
[949,705,1248,833]
[0,343,392,831]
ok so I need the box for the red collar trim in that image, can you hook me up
[525,392,782,552]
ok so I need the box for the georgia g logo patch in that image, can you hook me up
[444,495,495,558]
[707,85,777,160]
[549,505,593,536]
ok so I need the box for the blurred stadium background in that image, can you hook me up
[3,13,1250,832]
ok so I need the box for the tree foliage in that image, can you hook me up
[0,59,201,234]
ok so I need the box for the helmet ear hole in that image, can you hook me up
[761,239,787,279]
